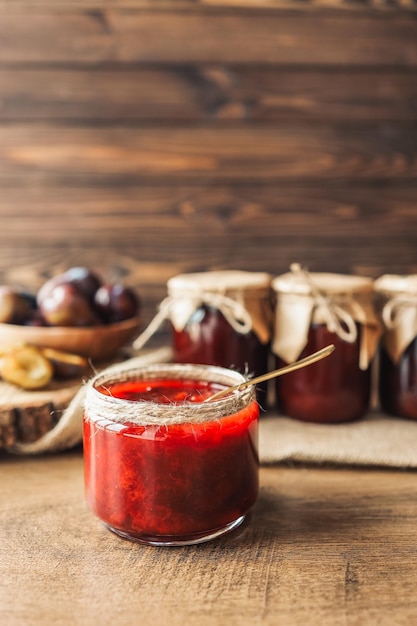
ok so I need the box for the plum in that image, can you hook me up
[37,267,101,304]
[94,283,140,323]
[63,266,102,303]
[38,283,100,327]
[37,267,140,327]
[0,286,37,324]
[37,273,67,305]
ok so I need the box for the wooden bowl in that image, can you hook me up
[0,317,141,361]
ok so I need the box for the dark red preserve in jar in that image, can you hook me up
[271,271,380,423]
[83,363,259,546]
[166,271,272,404]
[374,274,417,420]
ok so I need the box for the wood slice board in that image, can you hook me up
[0,377,83,449]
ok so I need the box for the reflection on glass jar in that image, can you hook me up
[83,363,259,546]
[374,274,417,421]
[271,269,381,424]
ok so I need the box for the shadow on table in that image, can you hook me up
[198,482,407,550]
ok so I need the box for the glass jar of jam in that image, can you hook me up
[83,363,259,546]
[271,269,381,423]
[374,274,417,420]
[165,271,272,405]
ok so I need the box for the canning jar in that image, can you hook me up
[136,270,273,404]
[271,269,381,423]
[83,363,259,546]
[374,274,417,420]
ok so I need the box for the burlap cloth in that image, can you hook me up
[259,413,417,469]
[9,347,417,469]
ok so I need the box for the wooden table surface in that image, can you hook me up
[1,450,416,625]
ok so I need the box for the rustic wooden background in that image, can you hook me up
[0,0,417,326]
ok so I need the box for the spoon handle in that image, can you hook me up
[204,344,335,403]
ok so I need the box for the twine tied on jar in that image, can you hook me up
[133,271,272,352]
[381,295,417,330]
[84,363,255,427]
[289,264,358,344]
[133,292,253,352]
[374,275,417,364]
[272,265,381,370]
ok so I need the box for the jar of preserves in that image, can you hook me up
[83,363,259,546]
[271,267,381,423]
[138,270,273,404]
[374,274,417,420]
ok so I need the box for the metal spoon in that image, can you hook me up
[204,343,335,402]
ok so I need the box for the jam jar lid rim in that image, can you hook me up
[374,274,417,296]
[167,270,272,293]
[271,272,373,295]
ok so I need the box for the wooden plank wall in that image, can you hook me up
[0,0,417,325]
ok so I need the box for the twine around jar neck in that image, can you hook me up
[133,292,253,351]
[289,263,358,344]
[84,363,255,427]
